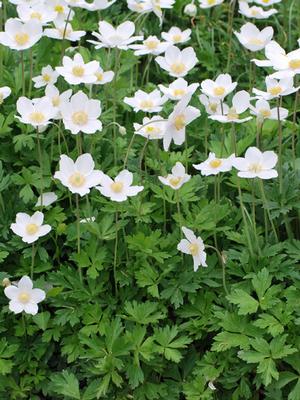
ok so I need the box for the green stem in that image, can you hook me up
[30,243,35,280]
[75,194,83,283]
[113,211,119,295]
[36,128,44,206]
[277,98,283,196]
[206,244,229,296]
[258,179,278,242]
[237,180,254,257]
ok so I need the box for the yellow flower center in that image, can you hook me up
[259,108,271,118]
[69,172,86,187]
[170,62,186,75]
[207,0,216,4]
[18,292,30,304]
[174,114,186,130]
[289,59,300,69]
[249,163,263,173]
[0,94,3,105]
[72,66,85,77]
[140,99,154,109]
[72,111,88,125]
[52,96,60,107]
[95,72,103,81]
[268,86,282,96]
[251,9,259,16]
[262,0,269,3]
[58,28,71,37]
[110,182,123,193]
[209,103,218,112]
[30,11,42,20]
[15,32,29,46]
[55,4,64,13]
[145,40,158,50]
[43,73,51,82]
[26,223,39,235]
[29,111,45,124]
[172,34,182,43]
[173,89,186,96]
[169,176,182,186]
[209,159,222,168]
[227,108,239,120]
[248,38,264,46]
[213,86,225,96]
[189,243,198,256]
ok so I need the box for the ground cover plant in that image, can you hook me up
[0,0,300,398]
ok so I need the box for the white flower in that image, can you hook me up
[158,162,191,190]
[159,78,199,101]
[199,0,224,9]
[201,73,237,100]
[82,0,116,11]
[96,170,143,202]
[54,153,103,196]
[56,53,99,85]
[250,98,288,122]
[124,89,167,113]
[254,0,281,6]
[35,192,58,207]
[44,21,85,41]
[9,0,40,5]
[253,76,299,100]
[251,41,286,68]
[32,65,59,88]
[0,18,42,50]
[209,91,252,123]
[127,0,153,13]
[11,211,51,244]
[80,216,96,223]
[150,0,175,22]
[233,147,278,179]
[88,20,143,50]
[199,94,228,115]
[44,85,72,119]
[0,86,11,104]
[234,22,273,52]
[60,91,102,135]
[155,45,198,78]
[92,66,114,85]
[238,1,277,19]
[260,43,300,79]
[161,27,191,45]
[193,153,235,176]
[177,227,207,271]
[134,116,166,139]
[47,0,74,21]
[4,276,45,315]
[163,94,200,151]
[184,2,197,16]
[16,96,56,128]
[130,35,169,56]
[16,3,57,24]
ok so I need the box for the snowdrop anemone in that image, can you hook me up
[249,99,288,123]
[254,0,281,5]
[251,41,286,68]
[88,21,143,50]
[4,276,45,315]
[159,78,199,101]
[155,45,198,78]
[43,21,86,42]
[56,53,99,85]
[150,0,176,23]
[184,2,197,16]
[92,66,114,85]
[35,192,58,207]
[133,116,166,140]
[233,147,278,179]
[163,94,200,151]
[234,22,273,52]
[161,27,191,45]
[96,170,144,202]
[238,1,277,19]
[54,154,104,196]
[200,73,237,101]
[177,227,207,271]
[44,85,72,119]
[158,162,191,190]
[47,0,75,21]
[16,3,57,24]
[193,153,235,176]
[10,0,40,5]
[16,96,56,128]
[0,18,43,50]
[252,77,299,100]
[209,91,252,123]
[199,94,228,115]
[199,0,224,9]
[130,36,169,56]
[32,65,59,88]
[82,0,116,11]
[124,89,167,113]
[60,91,102,135]
[11,211,52,244]
[127,0,153,13]
[0,86,11,104]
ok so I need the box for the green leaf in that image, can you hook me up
[212,331,250,352]
[254,314,284,337]
[227,289,259,315]
[50,370,80,399]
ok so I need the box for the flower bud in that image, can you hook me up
[119,126,127,136]
[2,278,11,287]
[184,2,197,17]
